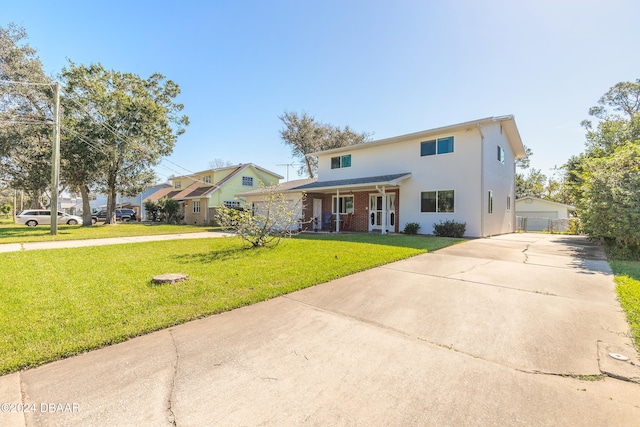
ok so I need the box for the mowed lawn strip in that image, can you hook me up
[610,260,640,352]
[0,223,216,244]
[0,234,461,374]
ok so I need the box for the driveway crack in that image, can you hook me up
[168,329,179,427]
[19,371,29,427]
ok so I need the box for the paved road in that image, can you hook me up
[1,233,639,426]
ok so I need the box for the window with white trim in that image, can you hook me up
[420,136,454,157]
[203,175,211,184]
[331,154,352,169]
[174,181,181,189]
[224,200,242,208]
[497,146,505,164]
[420,190,454,213]
[192,200,201,213]
[488,191,494,213]
[242,176,253,186]
[332,195,354,214]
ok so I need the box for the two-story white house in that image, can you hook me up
[292,116,526,237]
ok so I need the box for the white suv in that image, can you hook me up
[16,210,82,227]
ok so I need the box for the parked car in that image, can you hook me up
[16,210,82,227]
[91,208,137,224]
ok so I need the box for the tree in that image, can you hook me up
[59,62,189,224]
[515,168,547,199]
[143,199,160,222]
[209,158,234,169]
[157,197,181,224]
[565,79,640,258]
[0,203,11,216]
[279,111,370,178]
[578,143,640,258]
[216,186,305,248]
[515,144,533,170]
[0,23,54,208]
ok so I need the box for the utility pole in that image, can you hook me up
[50,82,60,235]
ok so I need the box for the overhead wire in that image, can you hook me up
[2,78,210,186]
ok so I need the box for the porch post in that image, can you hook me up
[336,189,340,232]
[381,186,387,234]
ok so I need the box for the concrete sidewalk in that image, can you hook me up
[0,231,235,253]
[1,233,639,426]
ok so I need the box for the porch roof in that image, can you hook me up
[293,173,411,192]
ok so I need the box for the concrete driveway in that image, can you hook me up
[1,233,639,426]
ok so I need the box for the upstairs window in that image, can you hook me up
[203,175,211,184]
[498,146,505,163]
[421,136,454,156]
[331,154,352,169]
[174,181,181,189]
[242,176,254,186]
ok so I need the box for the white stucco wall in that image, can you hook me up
[316,120,518,237]
[480,122,518,236]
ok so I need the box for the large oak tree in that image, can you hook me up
[60,62,189,224]
[279,111,370,178]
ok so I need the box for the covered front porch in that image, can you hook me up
[295,173,411,234]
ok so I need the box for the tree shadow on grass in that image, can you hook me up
[171,246,264,264]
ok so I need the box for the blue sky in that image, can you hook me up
[3,0,639,182]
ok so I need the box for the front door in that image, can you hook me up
[313,198,322,231]
[368,194,396,232]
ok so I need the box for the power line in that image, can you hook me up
[0,79,54,87]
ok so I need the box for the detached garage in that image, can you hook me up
[515,197,576,232]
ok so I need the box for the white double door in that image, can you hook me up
[368,194,396,232]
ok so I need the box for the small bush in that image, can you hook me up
[568,217,582,235]
[403,222,420,235]
[433,220,466,238]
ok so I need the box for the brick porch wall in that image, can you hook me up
[303,189,400,232]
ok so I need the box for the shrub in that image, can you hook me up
[403,222,420,235]
[433,220,466,238]
[568,217,582,235]
[143,200,161,222]
[216,186,305,248]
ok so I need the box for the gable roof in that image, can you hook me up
[515,196,576,210]
[310,116,526,159]
[237,178,317,197]
[170,163,283,183]
[145,163,284,202]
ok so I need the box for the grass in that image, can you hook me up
[0,233,461,374]
[609,260,640,352]
[0,223,216,244]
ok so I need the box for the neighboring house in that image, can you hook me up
[515,196,576,232]
[87,184,173,220]
[58,196,83,215]
[263,116,526,237]
[238,178,317,231]
[146,163,283,225]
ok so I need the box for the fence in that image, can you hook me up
[516,216,571,233]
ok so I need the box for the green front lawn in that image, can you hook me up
[610,260,640,352]
[0,223,215,244]
[0,234,461,374]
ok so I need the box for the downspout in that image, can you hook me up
[477,123,485,237]
[376,185,387,234]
